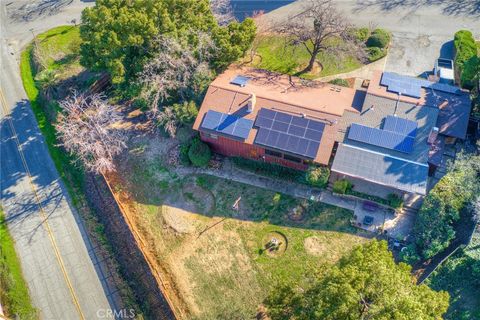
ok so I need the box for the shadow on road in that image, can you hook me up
[353,0,480,17]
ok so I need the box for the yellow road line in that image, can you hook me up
[0,88,85,320]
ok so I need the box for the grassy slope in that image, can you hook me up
[121,150,368,319]
[251,35,362,79]
[0,207,37,318]
[20,27,85,201]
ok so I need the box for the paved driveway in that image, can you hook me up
[265,0,480,76]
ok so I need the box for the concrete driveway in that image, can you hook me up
[265,0,480,76]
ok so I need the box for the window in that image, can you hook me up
[265,149,282,158]
[284,154,302,163]
[205,133,218,140]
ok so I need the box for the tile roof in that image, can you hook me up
[331,144,429,195]
[193,67,365,165]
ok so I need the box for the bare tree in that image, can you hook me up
[156,106,178,137]
[275,0,353,73]
[138,34,215,113]
[210,0,235,25]
[56,92,127,174]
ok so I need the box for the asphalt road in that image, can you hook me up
[265,0,480,76]
[0,1,116,319]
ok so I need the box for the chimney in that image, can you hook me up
[427,127,439,144]
[247,93,256,113]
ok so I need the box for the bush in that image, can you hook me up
[188,138,211,167]
[179,143,191,165]
[413,155,480,259]
[328,78,350,87]
[400,244,421,265]
[354,27,370,43]
[172,100,198,125]
[366,47,386,62]
[454,30,477,76]
[460,55,480,89]
[387,193,404,209]
[366,29,391,48]
[333,179,352,194]
[305,166,330,188]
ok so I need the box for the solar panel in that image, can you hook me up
[383,116,417,137]
[430,82,459,94]
[230,75,250,87]
[348,123,414,153]
[253,109,326,159]
[200,110,253,140]
[381,72,462,97]
[257,108,276,120]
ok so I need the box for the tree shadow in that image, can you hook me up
[353,0,480,17]
[231,0,295,21]
[1,97,118,312]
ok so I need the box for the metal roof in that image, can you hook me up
[331,144,429,195]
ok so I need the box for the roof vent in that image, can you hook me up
[230,75,250,87]
[247,94,256,113]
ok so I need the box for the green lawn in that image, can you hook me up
[426,230,480,320]
[34,25,82,74]
[0,207,37,319]
[249,35,363,79]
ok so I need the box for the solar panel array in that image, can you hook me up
[200,110,253,140]
[254,109,325,159]
[230,75,250,87]
[383,115,417,137]
[380,72,460,97]
[348,123,415,154]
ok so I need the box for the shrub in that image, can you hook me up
[460,55,480,89]
[413,154,480,259]
[387,193,404,209]
[354,27,370,43]
[454,30,477,76]
[333,179,352,194]
[305,166,330,188]
[179,143,191,165]
[188,138,211,167]
[328,78,350,87]
[366,47,386,62]
[400,244,421,265]
[172,100,198,125]
[366,29,391,48]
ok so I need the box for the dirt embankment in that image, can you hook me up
[84,172,176,319]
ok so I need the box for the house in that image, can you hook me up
[192,68,365,170]
[193,68,471,206]
[331,71,472,206]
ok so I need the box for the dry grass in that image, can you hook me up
[111,133,370,319]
